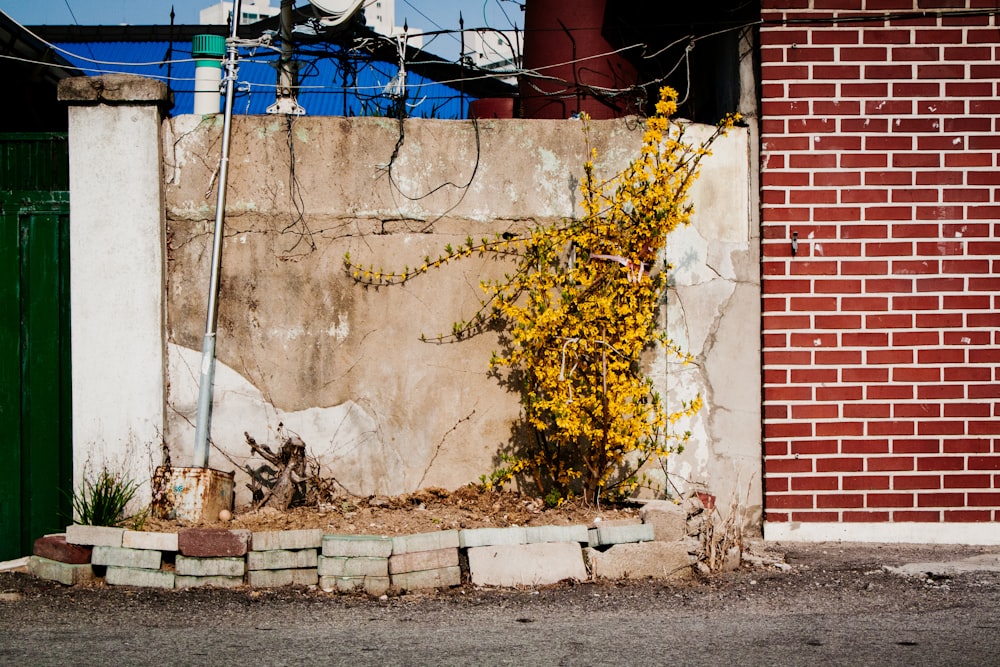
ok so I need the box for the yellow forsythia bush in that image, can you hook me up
[347,88,740,504]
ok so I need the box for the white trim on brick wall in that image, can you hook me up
[765,521,1000,546]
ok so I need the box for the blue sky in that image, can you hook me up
[3,0,524,59]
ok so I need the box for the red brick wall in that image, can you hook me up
[760,0,1000,525]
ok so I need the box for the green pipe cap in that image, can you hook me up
[192,34,226,59]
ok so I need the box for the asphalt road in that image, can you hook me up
[3,542,1000,666]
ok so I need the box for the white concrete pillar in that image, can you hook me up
[57,75,172,508]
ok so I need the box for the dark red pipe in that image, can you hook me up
[519,0,638,119]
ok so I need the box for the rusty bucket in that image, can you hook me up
[151,466,234,523]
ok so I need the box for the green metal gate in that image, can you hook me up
[0,133,72,561]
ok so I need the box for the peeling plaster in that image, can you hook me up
[167,343,405,503]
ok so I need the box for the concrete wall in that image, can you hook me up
[63,75,760,522]
[162,114,760,519]
[59,75,171,508]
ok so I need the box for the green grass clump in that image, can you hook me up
[71,469,142,528]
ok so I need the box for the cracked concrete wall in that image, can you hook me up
[162,115,760,518]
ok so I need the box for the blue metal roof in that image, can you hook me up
[53,40,477,118]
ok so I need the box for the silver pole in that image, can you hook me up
[193,0,242,468]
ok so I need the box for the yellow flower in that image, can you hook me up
[352,87,723,504]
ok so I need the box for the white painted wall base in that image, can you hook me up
[765,521,1000,546]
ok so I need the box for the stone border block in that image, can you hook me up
[322,535,393,558]
[390,566,461,591]
[178,528,251,557]
[525,525,590,544]
[0,557,30,573]
[33,535,92,564]
[319,575,390,596]
[459,527,527,548]
[92,546,162,570]
[28,556,95,586]
[176,575,245,589]
[105,566,175,589]
[391,530,459,555]
[123,530,178,552]
[65,525,124,547]
[389,547,459,575]
[251,529,322,551]
[247,548,318,571]
[467,543,587,587]
[318,556,389,578]
[588,523,655,547]
[247,568,319,588]
[639,500,689,542]
[585,541,694,581]
[176,555,247,577]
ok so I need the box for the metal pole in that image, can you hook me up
[266,0,306,115]
[193,0,242,468]
[459,12,465,119]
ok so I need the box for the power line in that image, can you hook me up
[11,11,773,113]
[400,0,463,49]
[60,0,97,61]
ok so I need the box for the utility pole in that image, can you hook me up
[459,12,465,118]
[267,0,306,115]
[192,0,243,468]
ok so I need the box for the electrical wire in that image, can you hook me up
[60,0,97,62]
[18,6,998,120]
[9,18,200,67]
[400,0,463,50]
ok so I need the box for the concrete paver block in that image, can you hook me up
[318,556,389,578]
[390,566,462,591]
[467,542,587,587]
[176,555,247,577]
[33,535,92,564]
[319,575,391,596]
[92,545,162,570]
[459,527,527,548]
[588,523,655,547]
[389,547,459,575]
[247,548,318,571]
[247,568,318,588]
[28,556,95,586]
[639,500,689,542]
[322,535,393,558]
[123,530,179,552]
[0,557,30,573]
[178,528,251,557]
[524,525,590,544]
[105,566,175,589]
[175,575,245,589]
[391,530,459,555]
[585,541,694,581]
[251,529,323,551]
[64,525,124,547]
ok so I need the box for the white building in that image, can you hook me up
[199,0,281,25]
[363,0,422,49]
[466,28,519,72]
[198,1,421,47]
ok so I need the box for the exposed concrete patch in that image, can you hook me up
[167,342,401,503]
[885,554,1000,577]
